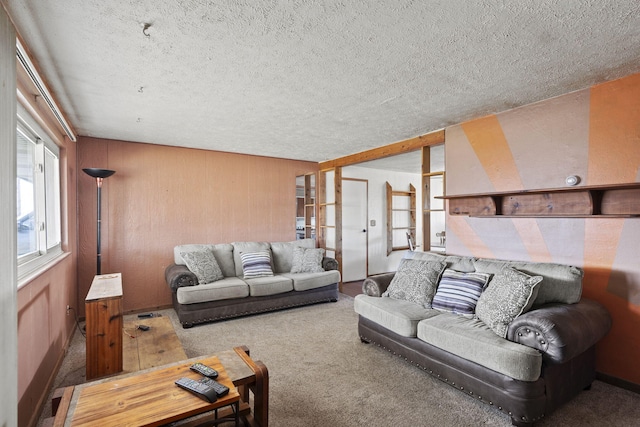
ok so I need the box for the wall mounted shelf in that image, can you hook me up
[440,183,640,218]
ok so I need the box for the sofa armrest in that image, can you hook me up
[165,264,197,292]
[322,257,339,271]
[362,272,396,297]
[507,298,612,364]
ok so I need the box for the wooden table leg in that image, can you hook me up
[234,346,269,427]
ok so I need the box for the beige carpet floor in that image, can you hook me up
[38,294,640,426]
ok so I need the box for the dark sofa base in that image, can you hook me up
[173,283,339,328]
[358,316,596,426]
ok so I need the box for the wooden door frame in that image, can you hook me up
[318,167,342,291]
[318,130,444,277]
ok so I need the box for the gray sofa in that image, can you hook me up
[165,239,340,328]
[355,251,611,426]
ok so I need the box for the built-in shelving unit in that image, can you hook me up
[386,182,416,254]
[296,173,317,239]
[442,183,640,218]
[303,174,316,238]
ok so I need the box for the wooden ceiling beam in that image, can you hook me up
[318,129,444,170]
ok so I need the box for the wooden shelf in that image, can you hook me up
[441,183,640,218]
[387,182,417,254]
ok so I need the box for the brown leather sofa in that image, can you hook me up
[165,239,340,327]
[355,251,611,426]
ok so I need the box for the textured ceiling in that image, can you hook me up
[4,1,640,162]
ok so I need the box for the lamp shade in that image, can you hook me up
[83,168,115,178]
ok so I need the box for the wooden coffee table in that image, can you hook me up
[122,315,188,372]
[59,355,239,426]
[50,347,268,427]
[216,346,269,427]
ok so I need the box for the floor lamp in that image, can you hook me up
[83,168,116,275]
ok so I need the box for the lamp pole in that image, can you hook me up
[83,168,115,275]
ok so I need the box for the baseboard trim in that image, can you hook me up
[597,372,640,394]
[28,327,76,427]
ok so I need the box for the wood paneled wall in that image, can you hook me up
[77,137,318,314]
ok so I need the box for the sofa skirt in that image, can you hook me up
[358,316,596,426]
[173,282,339,328]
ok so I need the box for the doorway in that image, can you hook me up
[342,178,368,282]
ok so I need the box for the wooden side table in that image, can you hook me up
[85,273,123,380]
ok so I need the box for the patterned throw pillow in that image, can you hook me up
[240,251,274,278]
[475,267,543,337]
[382,259,446,307]
[432,269,491,317]
[180,249,224,285]
[290,246,325,273]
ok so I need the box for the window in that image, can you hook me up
[16,105,62,279]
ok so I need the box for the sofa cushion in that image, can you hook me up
[417,313,542,382]
[232,242,272,277]
[473,258,583,305]
[174,244,209,265]
[404,251,476,273]
[180,249,224,284]
[432,269,491,317]
[271,239,316,273]
[176,277,249,304]
[354,294,440,337]
[209,244,236,277]
[476,267,543,338]
[244,276,294,297]
[174,243,236,277]
[283,270,341,291]
[239,251,274,279]
[291,246,325,273]
[382,259,446,308]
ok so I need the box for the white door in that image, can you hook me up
[342,179,368,282]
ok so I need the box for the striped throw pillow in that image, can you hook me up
[431,269,491,317]
[240,251,274,279]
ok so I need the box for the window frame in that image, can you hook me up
[16,103,63,284]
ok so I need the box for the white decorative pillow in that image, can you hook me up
[290,246,325,273]
[475,267,543,337]
[432,269,491,317]
[180,249,224,285]
[382,259,446,307]
[240,251,274,278]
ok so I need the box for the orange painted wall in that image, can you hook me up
[77,137,318,315]
[445,73,640,385]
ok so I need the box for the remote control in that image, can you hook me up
[175,377,217,403]
[137,325,150,331]
[137,313,154,318]
[190,362,219,379]
[199,377,230,397]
